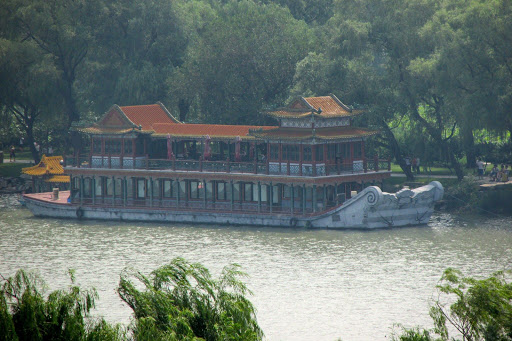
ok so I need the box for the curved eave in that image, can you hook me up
[45,175,70,183]
[250,130,379,142]
[265,110,363,119]
[152,133,259,141]
[74,127,153,135]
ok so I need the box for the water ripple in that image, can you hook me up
[0,197,511,341]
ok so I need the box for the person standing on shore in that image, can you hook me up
[9,145,16,162]
[476,159,485,179]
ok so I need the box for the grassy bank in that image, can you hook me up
[0,163,26,177]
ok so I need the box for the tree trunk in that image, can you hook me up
[379,120,415,180]
[23,117,39,164]
[178,98,190,122]
[460,122,476,169]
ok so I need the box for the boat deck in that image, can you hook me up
[24,191,71,205]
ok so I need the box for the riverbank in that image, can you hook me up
[383,175,512,216]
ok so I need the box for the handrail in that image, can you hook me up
[64,154,391,176]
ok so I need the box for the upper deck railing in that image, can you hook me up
[64,154,391,177]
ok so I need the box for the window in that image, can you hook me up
[105,140,121,154]
[260,185,268,202]
[244,183,254,202]
[189,181,205,199]
[152,179,159,198]
[303,146,312,161]
[217,182,226,200]
[93,139,102,154]
[115,179,122,198]
[328,144,337,161]
[283,185,290,198]
[315,145,324,162]
[179,181,186,198]
[162,180,173,198]
[190,181,199,199]
[106,178,114,196]
[83,178,92,197]
[233,183,240,201]
[206,182,213,200]
[270,144,279,160]
[283,145,299,162]
[136,138,144,154]
[353,142,362,159]
[95,177,103,197]
[342,143,351,159]
[124,140,133,155]
[136,179,146,198]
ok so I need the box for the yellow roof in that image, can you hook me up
[45,175,70,183]
[22,155,64,176]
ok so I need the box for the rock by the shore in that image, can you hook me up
[0,177,30,194]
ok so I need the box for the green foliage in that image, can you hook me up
[0,162,25,177]
[392,269,512,341]
[430,268,512,341]
[169,0,313,125]
[0,269,125,341]
[118,257,263,341]
[444,175,480,212]
[391,326,434,341]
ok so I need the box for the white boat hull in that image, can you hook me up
[23,181,444,229]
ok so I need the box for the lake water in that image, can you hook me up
[1,194,511,340]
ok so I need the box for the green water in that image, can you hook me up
[1,194,511,340]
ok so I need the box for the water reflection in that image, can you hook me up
[0,194,511,340]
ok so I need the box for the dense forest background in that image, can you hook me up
[1,0,511,178]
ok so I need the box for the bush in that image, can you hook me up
[0,269,125,341]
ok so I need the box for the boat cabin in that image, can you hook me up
[65,95,391,217]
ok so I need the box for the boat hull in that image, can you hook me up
[23,182,444,229]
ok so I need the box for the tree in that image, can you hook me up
[118,257,263,341]
[430,268,512,341]
[170,0,312,125]
[1,0,108,128]
[418,0,512,167]
[0,269,125,341]
[0,39,63,163]
[392,269,512,341]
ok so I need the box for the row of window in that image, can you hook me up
[269,143,362,162]
[75,177,339,202]
[92,139,141,155]
[91,139,363,162]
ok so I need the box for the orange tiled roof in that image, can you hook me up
[120,103,180,130]
[77,102,180,135]
[22,155,64,176]
[267,94,361,119]
[152,123,276,140]
[250,126,378,141]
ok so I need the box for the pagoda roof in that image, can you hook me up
[22,155,64,176]
[249,126,378,141]
[152,123,276,140]
[266,94,362,119]
[45,175,70,183]
[76,102,180,135]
